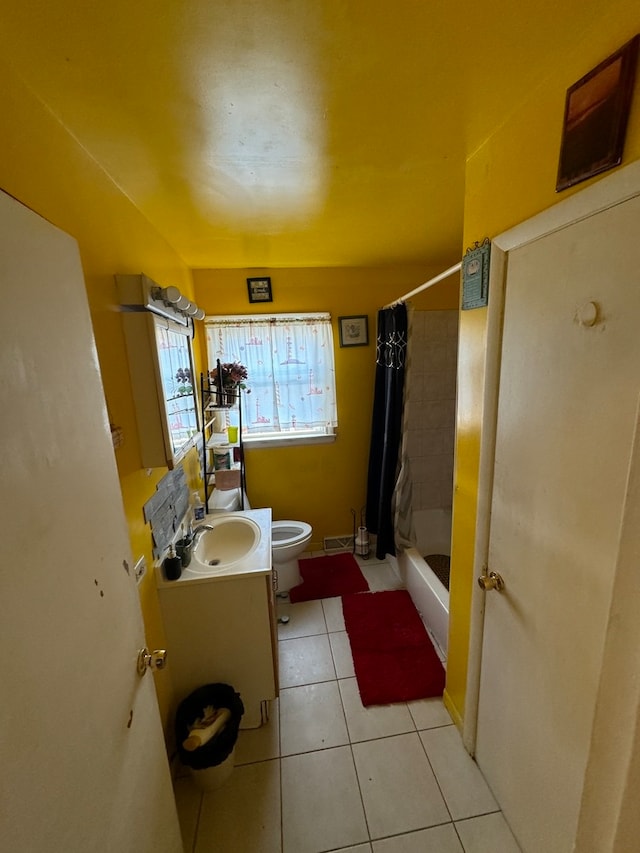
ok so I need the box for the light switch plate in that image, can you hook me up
[134,556,146,584]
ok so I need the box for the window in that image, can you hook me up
[205,313,337,445]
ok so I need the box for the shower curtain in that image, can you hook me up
[366,303,414,559]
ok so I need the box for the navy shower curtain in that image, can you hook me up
[366,303,408,559]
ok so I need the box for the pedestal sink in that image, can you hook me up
[190,514,261,572]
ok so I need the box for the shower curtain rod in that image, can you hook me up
[383,261,462,308]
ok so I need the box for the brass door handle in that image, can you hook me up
[137,648,168,676]
[478,571,505,592]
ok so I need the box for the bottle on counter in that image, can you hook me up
[163,545,182,581]
[192,491,206,523]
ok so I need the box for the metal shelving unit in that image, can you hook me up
[200,366,245,513]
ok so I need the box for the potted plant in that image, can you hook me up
[209,361,249,406]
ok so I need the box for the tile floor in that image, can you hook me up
[174,554,521,852]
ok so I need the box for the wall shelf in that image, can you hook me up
[200,367,245,513]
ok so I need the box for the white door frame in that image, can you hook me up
[463,157,640,751]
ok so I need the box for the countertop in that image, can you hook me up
[155,507,272,588]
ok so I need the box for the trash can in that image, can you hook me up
[175,683,244,791]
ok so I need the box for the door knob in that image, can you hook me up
[478,571,505,592]
[137,648,168,676]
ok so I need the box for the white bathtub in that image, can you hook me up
[393,508,451,656]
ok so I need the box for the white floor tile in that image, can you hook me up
[173,776,201,853]
[280,681,349,755]
[282,746,369,853]
[372,823,464,852]
[420,727,498,820]
[407,696,453,730]
[185,552,520,853]
[328,630,356,678]
[196,759,281,853]
[455,812,521,853]
[352,733,450,839]
[279,634,336,688]
[339,677,415,742]
[277,599,327,639]
[360,562,403,592]
[322,596,345,632]
[353,554,388,570]
[235,699,280,765]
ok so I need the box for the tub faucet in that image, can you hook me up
[192,524,214,545]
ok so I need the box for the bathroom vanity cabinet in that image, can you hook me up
[156,509,278,729]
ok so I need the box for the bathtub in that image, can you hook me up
[393,508,451,656]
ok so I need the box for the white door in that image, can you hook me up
[0,191,182,852]
[475,191,640,852]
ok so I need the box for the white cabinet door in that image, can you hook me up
[0,191,182,852]
[159,572,277,729]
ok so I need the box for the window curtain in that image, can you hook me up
[205,314,337,436]
[366,303,413,559]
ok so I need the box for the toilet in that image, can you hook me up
[271,520,312,592]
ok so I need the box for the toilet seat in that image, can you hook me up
[271,520,312,547]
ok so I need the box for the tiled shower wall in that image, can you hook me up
[407,309,458,511]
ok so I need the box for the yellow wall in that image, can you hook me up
[193,267,458,547]
[447,14,640,724]
[0,58,200,729]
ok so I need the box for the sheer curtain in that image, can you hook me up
[205,313,337,437]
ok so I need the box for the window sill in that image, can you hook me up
[243,432,336,449]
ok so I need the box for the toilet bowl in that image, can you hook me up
[271,520,312,592]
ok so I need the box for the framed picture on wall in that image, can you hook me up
[247,277,273,303]
[556,35,639,191]
[338,315,369,347]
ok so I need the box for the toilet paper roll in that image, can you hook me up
[355,526,370,556]
[356,526,369,544]
[212,446,232,470]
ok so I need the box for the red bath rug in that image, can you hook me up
[342,589,445,706]
[289,553,369,603]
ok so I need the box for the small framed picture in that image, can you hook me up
[247,277,273,303]
[339,315,369,347]
[556,36,639,192]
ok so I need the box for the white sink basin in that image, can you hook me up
[190,515,262,572]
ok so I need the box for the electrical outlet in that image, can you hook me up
[134,556,147,584]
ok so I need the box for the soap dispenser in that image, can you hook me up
[163,545,182,581]
[192,491,205,523]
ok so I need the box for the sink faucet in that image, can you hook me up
[192,524,214,545]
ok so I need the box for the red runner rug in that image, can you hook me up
[342,589,445,706]
[289,553,369,603]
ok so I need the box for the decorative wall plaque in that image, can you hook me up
[462,239,491,310]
